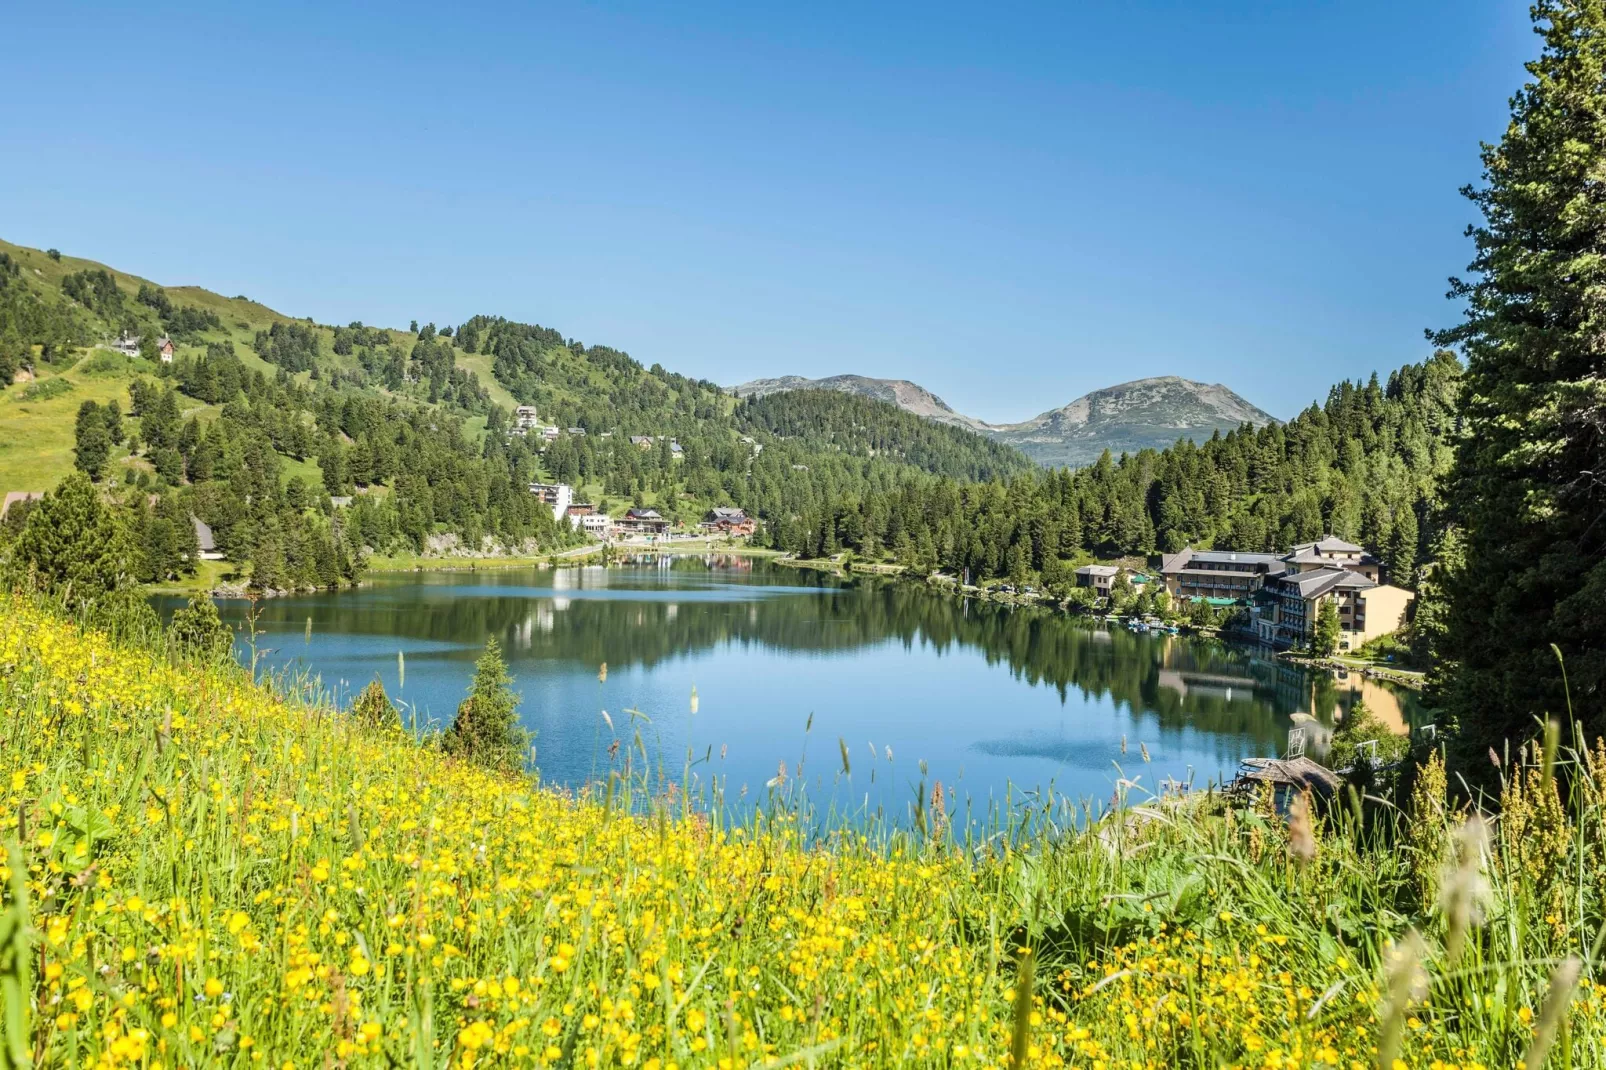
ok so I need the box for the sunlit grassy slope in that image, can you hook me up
[0,238,493,494]
[5,601,1606,1066]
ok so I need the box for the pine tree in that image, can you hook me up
[1435,0,1606,766]
[168,593,233,662]
[445,637,525,772]
[1313,598,1341,658]
[9,473,135,604]
[73,400,111,479]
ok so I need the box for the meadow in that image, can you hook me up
[3,598,1605,1068]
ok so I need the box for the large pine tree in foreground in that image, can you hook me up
[1438,0,1606,768]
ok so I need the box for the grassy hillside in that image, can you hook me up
[4,600,1606,1066]
[0,350,213,492]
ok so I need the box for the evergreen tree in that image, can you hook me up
[9,473,135,605]
[1313,598,1341,658]
[1435,0,1606,766]
[350,678,402,731]
[168,592,233,662]
[74,400,111,478]
[444,637,525,772]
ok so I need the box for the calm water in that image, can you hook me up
[159,557,1422,817]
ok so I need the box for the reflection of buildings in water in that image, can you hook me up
[1285,671,1412,737]
[1156,669,1261,704]
[666,603,678,622]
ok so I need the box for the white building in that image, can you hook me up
[514,405,541,431]
[528,481,573,522]
[573,513,610,538]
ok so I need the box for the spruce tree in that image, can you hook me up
[1435,0,1606,765]
[445,637,525,772]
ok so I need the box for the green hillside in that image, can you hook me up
[0,238,1041,592]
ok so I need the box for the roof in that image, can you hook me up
[625,508,663,519]
[1283,567,1376,598]
[707,506,747,520]
[192,516,216,551]
[1160,548,1284,573]
[1235,756,1341,795]
[1,491,43,518]
[1292,535,1363,555]
[1075,564,1119,577]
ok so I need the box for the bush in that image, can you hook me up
[350,678,401,731]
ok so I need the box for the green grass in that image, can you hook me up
[4,600,1606,1067]
[0,359,143,492]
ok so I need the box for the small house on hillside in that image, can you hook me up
[192,517,224,560]
[1,491,43,520]
[615,507,669,536]
[701,506,755,537]
[157,336,176,363]
[110,332,141,357]
[1074,564,1120,595]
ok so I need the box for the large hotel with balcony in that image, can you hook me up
[1160,535,1413,651]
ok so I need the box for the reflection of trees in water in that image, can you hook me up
[206,564,1419,754]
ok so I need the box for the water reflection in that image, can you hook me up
[157,557,1422,811]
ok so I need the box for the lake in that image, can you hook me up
[161,556,1423,820]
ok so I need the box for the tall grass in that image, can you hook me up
[3,596,1606,1067]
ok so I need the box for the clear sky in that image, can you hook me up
[3,1,1531,422]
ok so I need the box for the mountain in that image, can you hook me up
[730,373,1277,467]
[730,375,987,432]
[989,376,1278,467]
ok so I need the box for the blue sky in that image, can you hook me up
[4,1,1530,421]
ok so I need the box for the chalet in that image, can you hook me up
[192,517,225,561]
[1073,564,1120,595]
[566,502,597,517]
[514,406,541,431]
[157,336,176,363]
[701,506,755,537]
[528,482,573,522]
[566,427,586,437]
[1,491,43,520]
[615,507,669,536]
[629,436,655,450]
[110,332,141,357]
[669,441,684,459]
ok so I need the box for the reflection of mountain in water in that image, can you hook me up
[199,559,1421,758]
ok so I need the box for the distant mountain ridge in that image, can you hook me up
[730,374,988,432]
[729,373,1277,467]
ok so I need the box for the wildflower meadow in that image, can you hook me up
[3,597,1606,1068]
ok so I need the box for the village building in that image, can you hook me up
[1,491,43,520]
[629,435,654,450]
[1159,548,1286,600]
[192,517,225,560]
[614,507,669,536]
[1160,535,1413,650]
[527,481,573,522]
[110,331,141,357]
[575,513,611,538]
[1073,564,1120,595]
[700,506,755,537]
[514,405,541,431]
[157,336,176,363]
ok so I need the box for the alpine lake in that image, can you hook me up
[157,556,1424,822]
